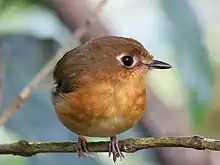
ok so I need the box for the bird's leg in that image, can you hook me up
[77,136,89,158]
[109,136,124,162]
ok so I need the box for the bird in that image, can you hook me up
[51,36,172,162]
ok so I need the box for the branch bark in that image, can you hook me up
[1,136,220,157]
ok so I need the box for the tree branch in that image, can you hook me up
[1,136,220,157]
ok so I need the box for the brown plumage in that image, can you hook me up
[51,36,171,162]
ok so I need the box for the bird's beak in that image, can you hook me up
[146,60,172,69]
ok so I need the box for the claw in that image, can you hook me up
[77,136,91,158]
[108,136,124,162]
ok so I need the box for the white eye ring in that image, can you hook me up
[116,53,138,68]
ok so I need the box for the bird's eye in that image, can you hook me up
[121,56,134,67]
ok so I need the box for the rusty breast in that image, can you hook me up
[54,71,147,137]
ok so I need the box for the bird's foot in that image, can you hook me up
[109,136,124,162]
[77,136,92,158]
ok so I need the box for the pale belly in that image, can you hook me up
[80,108,144,137]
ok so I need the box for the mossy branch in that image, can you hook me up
[1,136,220,157]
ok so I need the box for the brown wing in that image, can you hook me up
[53,46,83,94]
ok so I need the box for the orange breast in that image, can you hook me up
[54,74,147,137]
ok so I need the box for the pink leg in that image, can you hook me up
[77,136,89,158]
[108,136,124,162]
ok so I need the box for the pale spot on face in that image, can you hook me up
[116,53,139,69]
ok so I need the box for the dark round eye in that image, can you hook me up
[121,56,134,67]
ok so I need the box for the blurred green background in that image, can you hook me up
[0,0,220,165]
